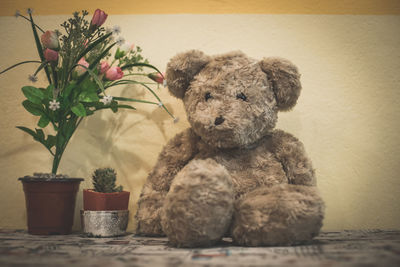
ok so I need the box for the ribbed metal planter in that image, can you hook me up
[80,210,129,237]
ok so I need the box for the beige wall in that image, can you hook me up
[0,11,399,231]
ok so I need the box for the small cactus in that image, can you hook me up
[92,168,123,193]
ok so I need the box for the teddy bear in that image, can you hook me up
[135,50,324,247]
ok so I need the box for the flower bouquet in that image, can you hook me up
[1,8,172,235]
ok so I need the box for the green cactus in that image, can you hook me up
[92,168,123,193]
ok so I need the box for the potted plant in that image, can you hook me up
[83,167,129,210]
[1,8,173,235]
[81,168,129,237]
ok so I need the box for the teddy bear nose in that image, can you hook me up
[214,116,225,126]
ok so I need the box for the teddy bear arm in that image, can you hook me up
[135,128,200,236]
[146,128,200,191]
[135,183,166,236]
[270,130,316,186]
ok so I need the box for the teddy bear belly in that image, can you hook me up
[210,152,289,198]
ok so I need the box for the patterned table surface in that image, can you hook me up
[0,229,399,267]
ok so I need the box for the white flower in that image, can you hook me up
[15,10,21,18]
[173,117,179,123]
[158,102,163,108]
[27,8,33,14]
[120,42,133,53]
[28,75,38,83]
[116,37,125,46]
[49,100,60,111]
[100,95,113,105]
[112,25,121,35]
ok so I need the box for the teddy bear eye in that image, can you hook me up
[205,92,212,101]
[236,92,247,101]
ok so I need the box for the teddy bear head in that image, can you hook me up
[166,50,302,149]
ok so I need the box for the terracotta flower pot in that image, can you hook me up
[19,177,83,235]
[83,189,130,211]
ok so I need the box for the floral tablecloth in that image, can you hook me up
[0,230,399,266]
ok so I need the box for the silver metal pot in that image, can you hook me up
[80,210,129,237]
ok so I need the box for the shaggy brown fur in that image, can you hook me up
[135,50,324,247]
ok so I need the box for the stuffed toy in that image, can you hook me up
[135,50,324,247]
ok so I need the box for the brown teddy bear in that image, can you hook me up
[135,50,325,247]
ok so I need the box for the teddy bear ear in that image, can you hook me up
[259,57,302,111]
[166,50,211,99]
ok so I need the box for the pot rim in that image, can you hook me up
[83,189,130,194]
[80,210,129,215]
[19,177,84,182]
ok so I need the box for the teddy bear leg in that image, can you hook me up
[231,184,325,246]
[161,159,234,248]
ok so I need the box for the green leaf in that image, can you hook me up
[81,78,97,93]
[79,91,99,102]
[71,103,87,117]
[37,115,50,128]
[45,84,55,99]
[0,60,42,75]
[113,96,157,105]
[28,13,51,84]
[16,126,38,140]
[63,82,76,100]
[114,47,125,59]
[22,100,43,116]
[117,104,136,110]
[120,62,163,75]
[46,135,56,149]
[22,86,44,104]
[110,101,118,113]
[35,128,45,142]
[86,109,94,116]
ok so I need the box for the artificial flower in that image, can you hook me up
[44,48,59,62]
[76,58,89,75]
[91,9,108,27]
[41,31,59,50]
[105,66,123,80]
[148,72,165,84]
[121,42,135,53]
[49,99,60,111]
[100,95,113,105]
[112,25,121,35]
[99,61,110,74]
[116,37,125,46]
[28,74,37,83]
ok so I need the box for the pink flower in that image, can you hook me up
[91,9,108,27]
[99,61,110,74]
[41,31,59,50]
[105,66,123,80]
[148,72,165,84]
[44,48,59,62]
[76,58,89,75]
